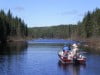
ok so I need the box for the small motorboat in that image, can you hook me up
[58,50,86,64]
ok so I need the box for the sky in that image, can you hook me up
[0,0,100,27]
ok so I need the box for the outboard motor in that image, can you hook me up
[73,56,80,64]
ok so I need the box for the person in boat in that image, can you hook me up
[63,44,70,56]
[72,43,79,58]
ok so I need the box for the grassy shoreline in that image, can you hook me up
[6,37,100,54]
[74,38,100,54]
[7,37,33,42]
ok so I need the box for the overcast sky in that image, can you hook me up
[0,0,100,27]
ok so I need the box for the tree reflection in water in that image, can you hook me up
[0,41,28,55]
[0,42,28,75]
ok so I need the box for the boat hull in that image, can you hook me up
[58,51,86,64]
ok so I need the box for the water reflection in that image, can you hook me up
[0,41,28,55]
[58,61,86,75]
[0,41,28,64]
[0,39,100,75]
[0,42,28,75]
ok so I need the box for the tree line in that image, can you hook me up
[0,9,28,43]
[78,8,100,38]
[1,8,99,42]
[28,25,76,39]
[28,8,100,39]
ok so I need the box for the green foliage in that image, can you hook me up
[0,9,28,43]
[81,8,100,38]
[82,11,93,37]
[28,25,76,39]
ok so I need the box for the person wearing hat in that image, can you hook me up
[72,43,78,48]
[72,43,79,57]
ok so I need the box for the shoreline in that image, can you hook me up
[7,37,33,42]
[74,38,100,54]
[6,37,100,53]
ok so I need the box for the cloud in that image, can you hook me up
[60,10,78,15]
[14,6,25,12]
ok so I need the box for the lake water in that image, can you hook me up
[0,39,100,75]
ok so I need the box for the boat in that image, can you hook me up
[58,50,86,64]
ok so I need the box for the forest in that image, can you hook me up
[0,8,100,44]
[28,8,100,39]
[28,25,76,39]
[0,9,28,43]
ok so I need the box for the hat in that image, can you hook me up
[72,43,78,47]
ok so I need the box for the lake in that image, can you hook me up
[0,39,100,75]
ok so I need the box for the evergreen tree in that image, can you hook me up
[0,9,28,43]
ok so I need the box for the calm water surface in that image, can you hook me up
[0,39,100,75]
